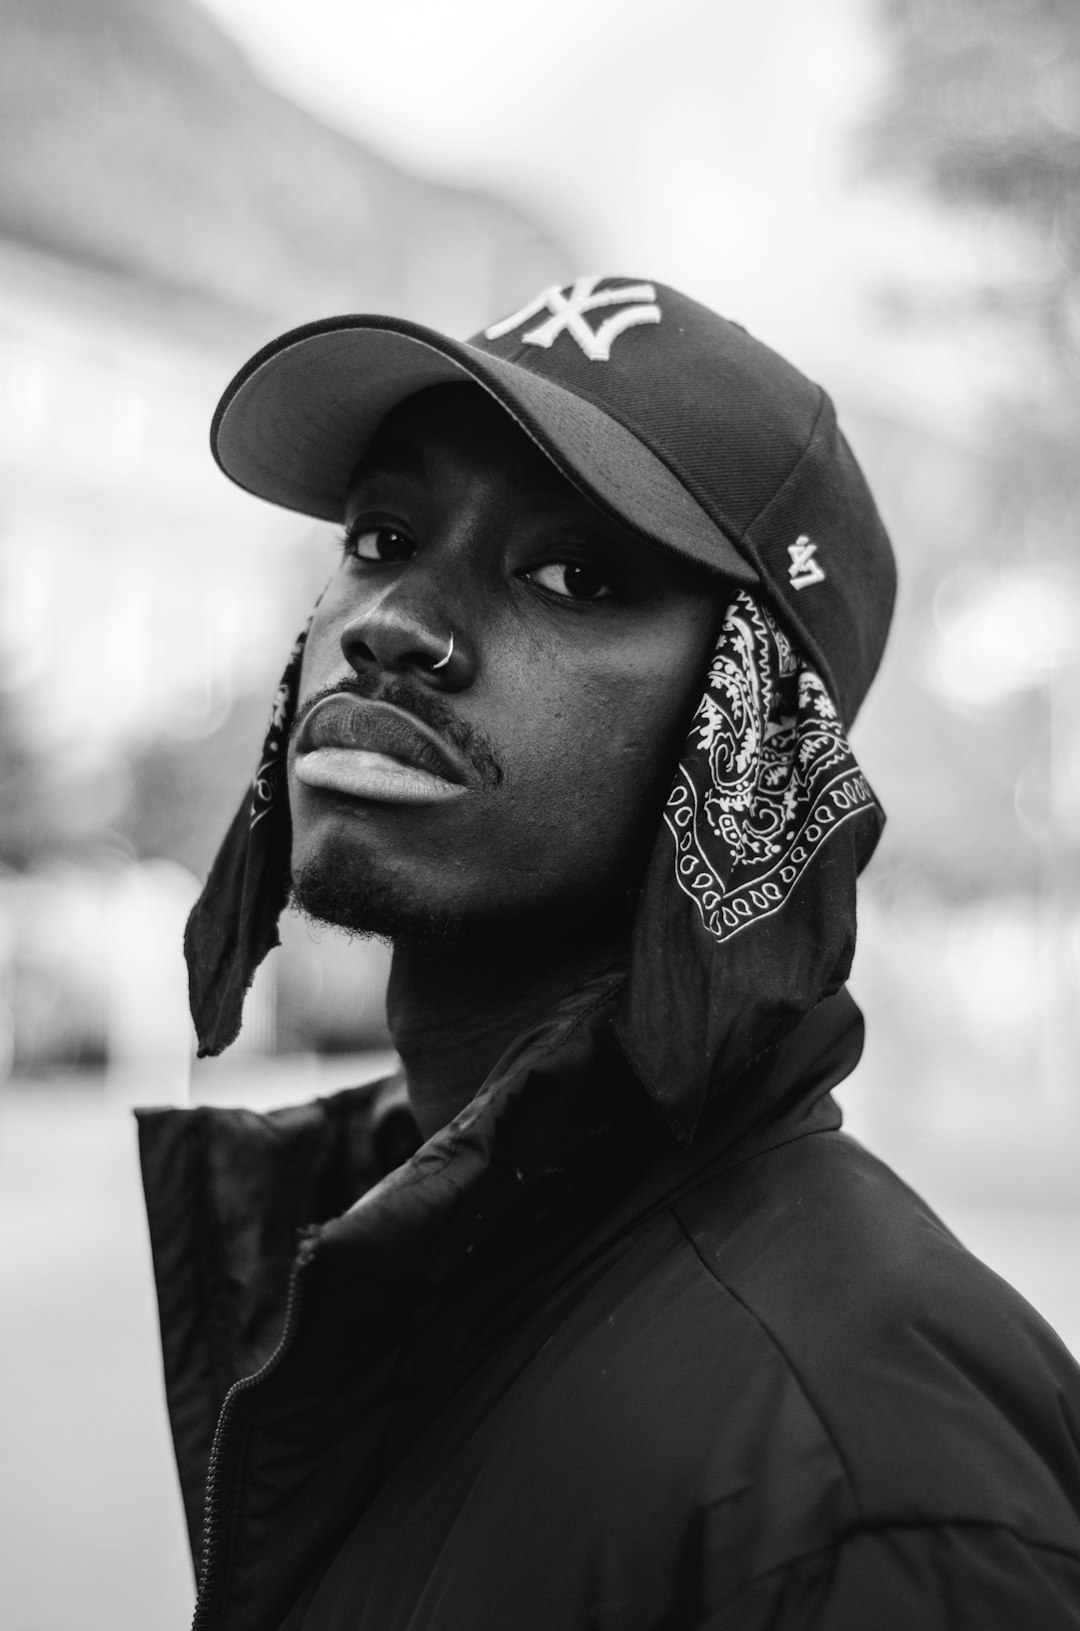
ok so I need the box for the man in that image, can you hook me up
[139,277,1080,1630]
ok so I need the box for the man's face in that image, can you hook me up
[288,383,728,939]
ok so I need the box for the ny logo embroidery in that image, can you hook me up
[788,534,826,591]
[485,276,661,361]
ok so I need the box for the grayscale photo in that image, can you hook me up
[3,1,1080,1627]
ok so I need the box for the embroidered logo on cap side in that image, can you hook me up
[787,534,826,591]
[484,275,661,361]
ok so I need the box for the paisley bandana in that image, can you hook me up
[614,589,883,1139]
[184,591,883,1136]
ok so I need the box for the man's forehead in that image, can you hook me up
[347,438,426,489]
[347,385,589,502]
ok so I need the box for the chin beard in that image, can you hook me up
[289,854,462,944]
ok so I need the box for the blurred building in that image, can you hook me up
[0,0,570,1079]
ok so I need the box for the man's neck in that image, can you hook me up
[387,913,629,1140]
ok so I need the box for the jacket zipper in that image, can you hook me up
[191,1237,318,1631]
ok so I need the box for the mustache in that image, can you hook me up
[289,674,504,790]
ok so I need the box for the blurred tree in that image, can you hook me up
[871,0,1080,521]
[861,0,1080,897]
[873,1,1080,243]
[0,679,52,870]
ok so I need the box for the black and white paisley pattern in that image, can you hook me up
[665,591,876,944]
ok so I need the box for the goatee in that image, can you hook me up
[289,852,463,945]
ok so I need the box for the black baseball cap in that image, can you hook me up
[211,275,896,725]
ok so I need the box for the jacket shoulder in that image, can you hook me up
[672,1128,1080,1548]
[319,1130,1080,1628]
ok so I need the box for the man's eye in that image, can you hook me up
[527,562,614,601]
[343,525,414,563]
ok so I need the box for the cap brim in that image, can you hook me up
[211,314,757,586]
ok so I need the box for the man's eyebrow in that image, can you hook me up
[351,439,558,491]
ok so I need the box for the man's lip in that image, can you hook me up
[294,695,474,788]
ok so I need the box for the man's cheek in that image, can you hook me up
[530,722,665,861]
[528,685,674,803]
[296,617,340,701]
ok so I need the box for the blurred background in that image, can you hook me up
[3,0,1080,1624]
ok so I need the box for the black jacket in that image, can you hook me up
[138,980,1080,1630]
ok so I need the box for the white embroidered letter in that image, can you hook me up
[485,275,661,361]
[787,534,826,591]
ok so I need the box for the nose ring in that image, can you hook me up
[429,631,454,671]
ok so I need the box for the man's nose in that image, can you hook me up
[339,591,470,686]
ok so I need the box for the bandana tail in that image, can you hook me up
[184,625,308,1057]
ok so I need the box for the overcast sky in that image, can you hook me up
[195,0,996,426]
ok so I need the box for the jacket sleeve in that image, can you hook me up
[696,1522,1080,1630]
